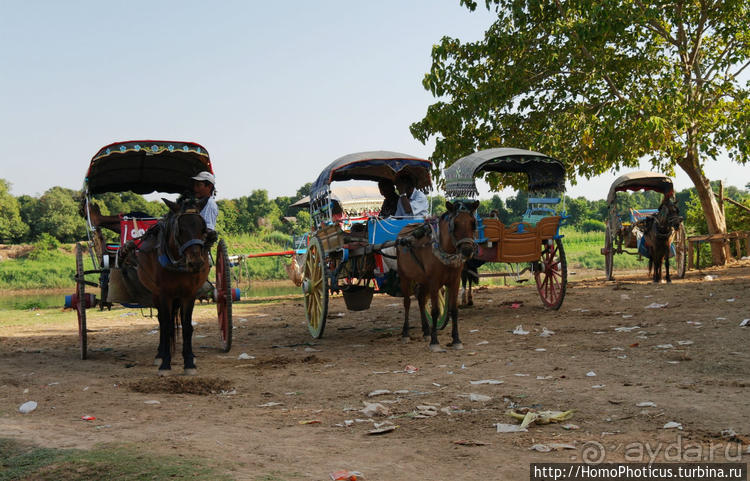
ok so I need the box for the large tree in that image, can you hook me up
[412,0,749,264]
[0,180,29,243]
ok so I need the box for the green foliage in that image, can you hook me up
[580,219,606,233]
[34,187,87,243]
[27,233,61,260]
[0,179,29,242]
[411,0,749,229]
[0,438,230,481]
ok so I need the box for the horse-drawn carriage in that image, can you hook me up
[67,140,235,360]
[444,148,568,309]
[301,151,448,338]
[602,171,687,281]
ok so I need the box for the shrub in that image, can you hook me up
[579,219,606,233]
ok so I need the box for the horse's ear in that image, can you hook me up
[163,198,180,213]
[445,201,454,213]
[468,200,480,213]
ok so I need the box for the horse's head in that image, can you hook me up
[657,196,682,234]
[163,197,210,272]
[443,200,480,259]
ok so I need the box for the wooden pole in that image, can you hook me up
[688,240,694,269]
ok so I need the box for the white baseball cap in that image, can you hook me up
[192,171,215,185]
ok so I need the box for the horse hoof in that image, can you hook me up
[157,369,172,377]
[401,336,410,344]
[449,342,464,350]
[154,358,161,366]
[183,368,197,376]
[429,344,446,353]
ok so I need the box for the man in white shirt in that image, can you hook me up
[394,172,428,217]
[191,171,218,230]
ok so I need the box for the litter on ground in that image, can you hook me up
[507,409,574,429]
[513,325,530,335]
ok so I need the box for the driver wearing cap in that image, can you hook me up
[191,171,218,230]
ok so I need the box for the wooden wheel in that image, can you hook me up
[215,239,233,352]
[604,225,615,281]
[674,223,687,279]
[75,243,88,360]
[424,286,448,330]
[534,238,567,310]
[303,236,328,339]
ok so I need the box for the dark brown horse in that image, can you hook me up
[639,196,682,283]
[396,200,479,352]
[135,197,213,375]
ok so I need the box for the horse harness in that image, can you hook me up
[398,207,477,270]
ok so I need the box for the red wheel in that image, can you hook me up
[76,243,88,360]
[534,238,567,310]
[215,239,233,352]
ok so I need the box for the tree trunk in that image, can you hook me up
[678,158,728,265]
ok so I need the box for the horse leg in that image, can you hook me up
[181,298,197,375]
[156,298,173,375]
[446,280,463,350]
[460,273,467,308]
[664,249,672,283]
[467,276,474,307]
[428,288,445,352]
[400,277,412,343]
[417,286,430,341]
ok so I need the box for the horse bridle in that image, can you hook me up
[430,203,477,267]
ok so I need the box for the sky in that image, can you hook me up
[1,1,748,203]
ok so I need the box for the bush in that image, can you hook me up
[27,233,61,260]
[579,219,606,233]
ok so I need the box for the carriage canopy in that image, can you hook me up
[606,171,674,204]
[85,140,213,195]
[310,151,432,201]
[443,148,566,198]
[291,185,383,210]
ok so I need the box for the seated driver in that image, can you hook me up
[394,171,428,217]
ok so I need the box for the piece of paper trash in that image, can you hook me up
[18,401,37,414]
[677,340,694,346]
[514,373,530,377]
[494,423,528,433]
[531,443,577,452]
[476,340,489,345]
[468,393,492,402]
[81,415,96,421]
[360,402,390,417]
[237,353,255,360]
[561,423,580,430]
[368,422,397,435]
[298,419,321,425]
[143,400,161,405]
[645,302,668,309]
[507,409,574,429]
[258,402,283,407]
[703,275,717,281]
[592,385,606,389]
[663,421,683,430]
[535,348,547,352]
[330,470,362,481]
[367,389,391,397]
[740,319,750,327]
[727,298,735,302]
[404,364,419,373]
[586,371,597,377]
[655,344,674,349]
[537,376,553,380]
[637,401,657,407]
[615,326,640,332]
[539,327,555,337]
[513,325,529,335]
[470,379,503,385]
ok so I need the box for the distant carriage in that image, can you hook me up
[601,171,687,281]
[444,148,568,309]
[66,141,237,360]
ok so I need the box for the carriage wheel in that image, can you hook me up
[674,223,687,279]
[534,238,567,310]
[75,243,88,360]
[604,225,615,281]
[424,286,448,330]
[303,237,329,339]
[215,239,233,352]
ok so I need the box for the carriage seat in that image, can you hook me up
[120,215,159,248]
[476,216,562,263]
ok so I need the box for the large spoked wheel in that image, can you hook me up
[303,236,328,339]
[674,223,687,279]
[75,243,88,360]
[534,238,568,310]
[215,239,233,352]
[604,225,615,281]
[424,286,448,330]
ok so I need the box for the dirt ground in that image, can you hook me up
[2,262,750,480]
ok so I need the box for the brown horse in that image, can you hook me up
[135,197,213,375]
[639,196,682,283]
[396,200,479,352]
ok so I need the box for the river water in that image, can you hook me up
[0,282,301,311]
